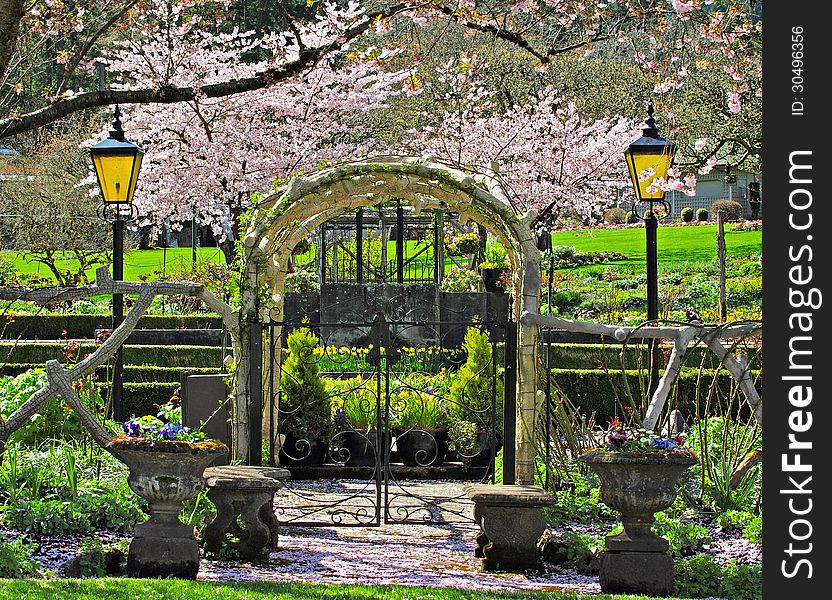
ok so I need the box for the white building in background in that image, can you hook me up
[666,163,762,220]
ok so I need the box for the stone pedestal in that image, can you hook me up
[578,450,696,597]
[108,438,228,580]
[464,484,556,572]
[600,550,674,596]
[203,466,290,562]
[128,515,201,579]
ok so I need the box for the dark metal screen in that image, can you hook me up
[258,292,516,526]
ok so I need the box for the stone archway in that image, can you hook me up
[236,155,542,484]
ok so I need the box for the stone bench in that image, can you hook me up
[463,484,556,572]
[203,465,290,562]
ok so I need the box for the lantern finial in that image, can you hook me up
[641,101,659,138]
[110,105,126,142]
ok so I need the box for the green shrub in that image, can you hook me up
[675,555,761,600]
[448,326,503,435]
[285,268,320,293]
[726,276,763,303]
[0,369,86,445]
[0,538,40,578]
[653,513,712,556]
[440,266,480,293]
[696,208,709,221]
[681,207,694,222]
[721,561,762,599]
[674,554,724,598]
[546,474,615,526]
[5,494,145,535]
[542,291,585,315]
[743,514,762,545]
[711,198,744,221]
[626,210,638,224]
[279,327,332,441]
[603,207,627,224]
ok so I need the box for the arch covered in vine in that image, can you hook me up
[237,155,543,484]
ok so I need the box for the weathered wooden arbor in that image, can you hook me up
[237,155,544,484]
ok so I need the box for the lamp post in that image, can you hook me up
[90,106,144,422]
[624,102,676,397]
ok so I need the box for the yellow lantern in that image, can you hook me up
[90,106,144,203]
[625,103,676,202]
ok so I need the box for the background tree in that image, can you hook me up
[0,131,111,286]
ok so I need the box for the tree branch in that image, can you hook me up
[54,0,141,97]
[0,3,408,140]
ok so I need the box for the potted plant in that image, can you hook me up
[330,376,379,467]
[447,326,503,467]
[444,230,481,256]
[578,417,698,596]
[108,415,227,579]
[278,327,333,466]
[392,383,451,467]
[479,244,510,293]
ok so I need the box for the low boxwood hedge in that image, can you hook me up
[542,343,759,371]
[0,343,224,367]
[0,363,221,382]
[122,382,180,418]
[551,367,762,423]
[1,314,223,340]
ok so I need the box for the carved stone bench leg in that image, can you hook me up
[476,504,547,572]
[204,489,279,562]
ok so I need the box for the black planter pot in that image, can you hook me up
[480,268,508,293]
[278,435,328,467]
[459,430,503,468]
[395,429,450,467]
[331,430,378,466]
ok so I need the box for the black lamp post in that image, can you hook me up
[90,106,144,422]
[624,102,676,396]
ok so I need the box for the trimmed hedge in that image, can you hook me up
[551,367,762,423]
[0,363,220,382]
[121,382,180,418]
[1,314,223,340]
[0,343,223,367]
[542,343,759,371]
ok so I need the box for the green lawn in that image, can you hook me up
[2,225,761,285]
[3,247,226,283]
[0,579,681,599]
[550,224,761,267]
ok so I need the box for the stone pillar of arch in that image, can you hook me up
[238,156,541,484]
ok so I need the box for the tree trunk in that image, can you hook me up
[0,0,24,81]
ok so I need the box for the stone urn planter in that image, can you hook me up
[107,436,228,579]
[578,449,697,596]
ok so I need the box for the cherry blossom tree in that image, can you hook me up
[1,0,761,176]
[400,55,694,226]
[83,1,410,259]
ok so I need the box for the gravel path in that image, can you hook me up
[2,479,760,594]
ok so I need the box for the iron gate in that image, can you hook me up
[256,292,516,526]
